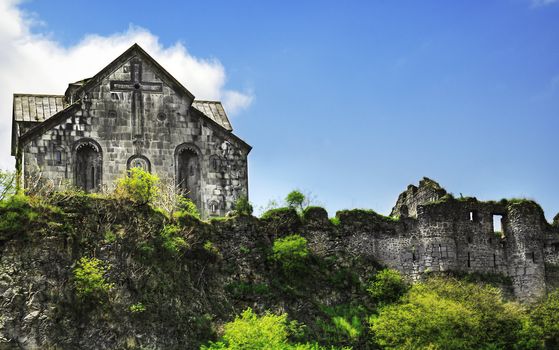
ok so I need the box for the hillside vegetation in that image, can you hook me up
[0,170,558,349]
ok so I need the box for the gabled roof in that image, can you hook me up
[192,100,233,131]
[13,94,65,123]
[13,44,251,155]
[73,43,195,102]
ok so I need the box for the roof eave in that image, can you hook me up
[19,102,82,146]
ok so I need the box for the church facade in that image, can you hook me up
[11,44,251,218]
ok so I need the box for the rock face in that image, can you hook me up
[0,181,558,349]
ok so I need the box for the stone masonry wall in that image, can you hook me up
[294,198,558,302]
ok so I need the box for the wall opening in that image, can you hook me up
[175,144,201,208]
[469,210,478,222]
[492,214,504,237]
[438,244,442,258]
[54,150,62,165]
[412,245,416,262]
[467,252,471,268]
[75,141,102,193]
[531,252,536,263]
[493,254,497,267]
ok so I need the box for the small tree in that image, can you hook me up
[233,195,253,216]
[286,190,306,212]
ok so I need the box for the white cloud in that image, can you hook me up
[0,0,253,169]
[223,90,255,116]
[531,0,559,7]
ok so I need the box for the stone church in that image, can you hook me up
[11,44,251,218]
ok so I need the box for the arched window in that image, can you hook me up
[127,155,151,173]
[208,200,220,215]
[74,139,102,192]
[175,143,202,207]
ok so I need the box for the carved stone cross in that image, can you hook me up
[110,58,163,138]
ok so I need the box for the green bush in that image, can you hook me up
[233,195,253,216]
[0,194,38,234]
[175,195,200,220]
[114,167,159,205]
[329,217,341,226]
[530,289,559,349]
[367,269,408,305]
[317,303,368,345]
[270,234,309,270]
[201,308,336,350]
[160,224,189,254]
[73,257,113,300]
[370,277,533,350]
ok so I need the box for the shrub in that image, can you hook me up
[114,167,159,205]
[530,289,559,349]
[330,217,341,226]
[233,195,253,216]
[73,257,113,300]
[317,303,368,345]
[370,277,532,350]
[160,224,188,254]
[129,302,146,313]
[175,195,200,219]
[367,269,408,305]
[201,308,333,350]
[104,230,117,243]
[0,194,38,235]
[270,234,309,270]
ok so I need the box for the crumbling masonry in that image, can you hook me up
[297,178,559,302]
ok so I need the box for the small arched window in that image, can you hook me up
[208,200,220,214]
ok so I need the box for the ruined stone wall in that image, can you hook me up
[20,56,248,218]
[297,198,557,302]
[390,177,447,218]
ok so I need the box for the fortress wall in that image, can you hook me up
[294,198,554,301]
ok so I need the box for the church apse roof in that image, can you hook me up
[192,100,233,131]
[12,94,65,123]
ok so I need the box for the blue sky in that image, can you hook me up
[3,0,559,219]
